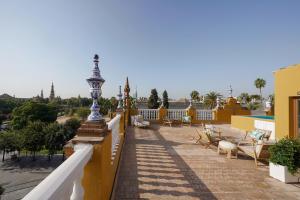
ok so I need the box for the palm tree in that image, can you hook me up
[254,78,266,103]
[204,91,221,109]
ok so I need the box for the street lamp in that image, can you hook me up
[86,54,105,121]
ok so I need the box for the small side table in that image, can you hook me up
[218,140,238,159]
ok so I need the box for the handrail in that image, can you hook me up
[23,144,93,200]
[108,114,121,158]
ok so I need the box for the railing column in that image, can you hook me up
[187,105,196,124]
[117,110,125,134]
[158,106,167,123]
[70,170,84,200]
[64,117,112,200]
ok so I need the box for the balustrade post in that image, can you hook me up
[187,105,197,124]
[131,108,138,116]
[70,170,84,200]
[158,106,167,123]
[117,111,125,134]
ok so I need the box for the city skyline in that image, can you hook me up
[1,1,300,99]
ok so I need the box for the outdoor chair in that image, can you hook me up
[194,128,222,149]
[204,124,222,138]
[244,129,272,141]
[132,115,150,128]
[182,116,192,126]
[237,140,275,166]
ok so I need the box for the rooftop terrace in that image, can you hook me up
[114,124,300,200]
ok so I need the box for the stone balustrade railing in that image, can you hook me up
[137,108,215,123]
[23,144,93,200]
[196,109,213,120]
[108,114,121,160]
[23,113,126,200]
[167,109,187,120]
[138,109,159,120]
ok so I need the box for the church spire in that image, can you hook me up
[124,77,131,108]
[40,89,44,99]
[124,77,130,96]
[49,82,55,101]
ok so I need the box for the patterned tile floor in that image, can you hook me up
[114,124,300,200]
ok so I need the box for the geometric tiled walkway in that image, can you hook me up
[114,125,300,200]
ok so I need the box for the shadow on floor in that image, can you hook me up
[114,124,217,200]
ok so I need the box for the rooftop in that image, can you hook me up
[114,124,300,200]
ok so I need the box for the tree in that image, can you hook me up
[44,123,66,160]
[148,89,159,109]
[238,93,251,104]
[23,121,46,160]
[204,92,220,109]
[76,107,90,120]
[11,101,58,129]
[254,78,266,103]
[268,94,275,105]
[0,131,24,161]
[190,90,200,102]
[110,97,118,112]
[250,94,261,102]
[0,97,25,115]
[98,97,112,115]
[162,90,169,109]
[64,118,81,141]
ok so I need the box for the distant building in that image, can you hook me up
[49,82,55,101]
[0,93,14,99]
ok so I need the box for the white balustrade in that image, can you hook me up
[23,144,93,200]
[108,114,121,158]
[167,109,186,120]
[138,109,159,120]
[196,109,213,120]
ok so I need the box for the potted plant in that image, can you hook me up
[269,138,300,183]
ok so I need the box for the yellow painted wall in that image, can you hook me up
[231,116,255,132]
[274,64,300,139]
[214,97,251,123]
[231,115,274,133]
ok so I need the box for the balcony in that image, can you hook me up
[22,110,299,200]
[114,124,299,200]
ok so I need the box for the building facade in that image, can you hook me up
[274,64,300,139]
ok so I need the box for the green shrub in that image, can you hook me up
[76,107,90,120]
[269,138,300,174]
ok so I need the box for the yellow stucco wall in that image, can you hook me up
[231,115,274,134]
[274,64,300,139]
[231,115,255,132]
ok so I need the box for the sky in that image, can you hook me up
[0,0,300,99]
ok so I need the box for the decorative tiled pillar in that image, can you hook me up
[64,54,111,200]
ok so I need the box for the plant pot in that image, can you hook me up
[269,162,300,183]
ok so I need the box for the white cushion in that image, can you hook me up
[142,121,150,126]
[219,140,237,150]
